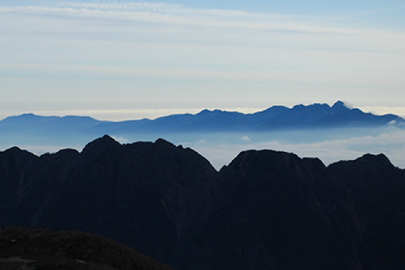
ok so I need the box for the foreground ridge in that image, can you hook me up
[0,227,174,270]
[1,136,404,270]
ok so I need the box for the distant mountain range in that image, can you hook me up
[0,101,403,140]
[1,135,405,270]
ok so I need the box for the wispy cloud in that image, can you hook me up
[1,1,405,118]
[2,3,404,37]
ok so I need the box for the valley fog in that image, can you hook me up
[2,126,404,170]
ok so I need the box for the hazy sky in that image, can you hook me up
[1,0,405,120]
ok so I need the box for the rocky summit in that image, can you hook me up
[1,135,405,270]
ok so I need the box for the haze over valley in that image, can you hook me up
[1,101,404,170]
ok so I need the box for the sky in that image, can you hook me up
[1,0,405,121]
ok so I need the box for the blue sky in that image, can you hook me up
[1,0,405,120]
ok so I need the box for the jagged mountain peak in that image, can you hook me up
[81,134,121,155]
[332,100,345,107]
[287,101,350,112]
[1,101,403,137]
[331,100,350,110]
[291,102,330,109]
[197,108,228,114]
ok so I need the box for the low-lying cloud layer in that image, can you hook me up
[188,128,405,170]
[1,126,404,171]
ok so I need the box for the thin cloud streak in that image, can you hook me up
[2,4,405,38]
[1,1,405,117]
[2,61,403,89]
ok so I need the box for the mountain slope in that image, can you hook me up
[1,136,405,270]
[328,154,405,269]
[0,136,217,268]
[192,150,358,270]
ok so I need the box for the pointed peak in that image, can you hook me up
[99,134,118,142]
[82,135,121,154]
[3,146,37,158]
[199,109,211,113]
[256,105,289,115]
[4,146,24,155]
[332,100,349,109]
[154,138,175,148]
[5,146,22,151]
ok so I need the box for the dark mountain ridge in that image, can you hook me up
[1,136,405,270]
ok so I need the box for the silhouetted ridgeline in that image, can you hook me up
[1,135,405,270]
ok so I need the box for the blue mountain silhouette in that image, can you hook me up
[0,101,403,138]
